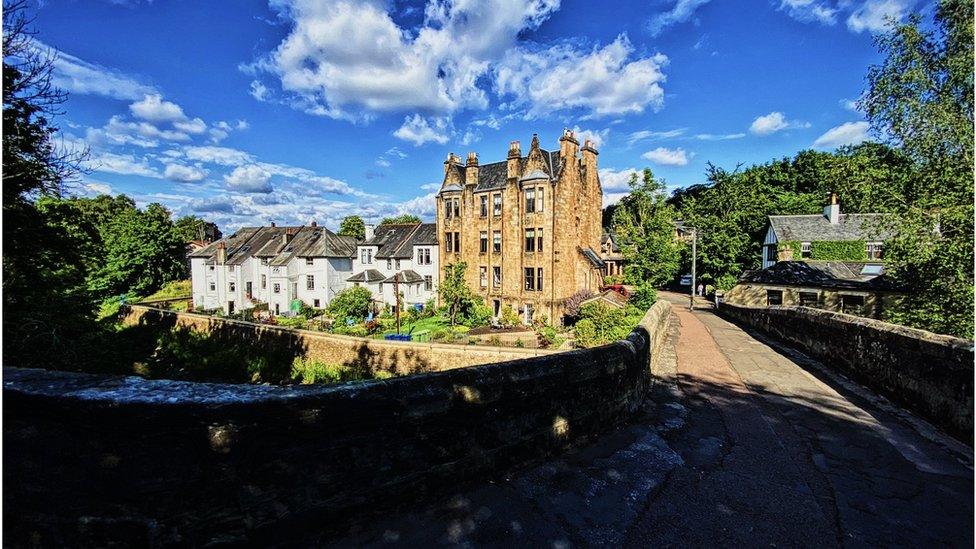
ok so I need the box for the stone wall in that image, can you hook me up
[4,302,672,546]
[121,305,554,376]
[723,283,895,319]
[717,303,973,443]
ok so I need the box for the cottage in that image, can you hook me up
[189,223,357,315]
[348,222,439,311]
[761,192,889,268]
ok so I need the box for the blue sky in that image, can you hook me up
[29,0,927,232]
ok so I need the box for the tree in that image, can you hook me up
[611,169,682,287]
[379,214,421,225]
[174,215,221,242]
[326,286,373,323]
[2,1,96,368]
[338,215,366,239]
[439,262,474,325]
[860,0,974,337]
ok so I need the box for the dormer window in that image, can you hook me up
[801,242,811,258]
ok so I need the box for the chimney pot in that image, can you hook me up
[310,220,317,227]
[270,221,276,228]
[466,151,478,166]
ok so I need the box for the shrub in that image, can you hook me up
[537,326,557,348]
[332,324,368,337]
[488,335,501,346]
[327,286,373,323]
[514,338,525,348]
[276,316,308,329]
[467,303,493,327]
[421,298,437,318]
[290,357,370,384]
[564,289,595,319]
[630,284,657,310]
[500,304,521,327]
[574,319,597,348]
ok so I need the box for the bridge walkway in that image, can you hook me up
[327,293,973,547]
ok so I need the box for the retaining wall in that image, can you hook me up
[4,302,672,546]
[121,305,555,377]
[717,303,973,443]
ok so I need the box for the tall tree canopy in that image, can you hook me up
[860,0,974,337]
[379,214,422,225]
[611,169,682,288]
[338,215,366,239]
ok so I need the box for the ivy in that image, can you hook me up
[810,240,867,261]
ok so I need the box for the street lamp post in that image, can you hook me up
[690,228,697,311]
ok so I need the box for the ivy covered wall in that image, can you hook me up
[780,240,869,261]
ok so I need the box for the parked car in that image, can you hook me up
[679,274,692,286]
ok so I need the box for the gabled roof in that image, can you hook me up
[768,214,890,243]
[444,149,562,193]
[581,289,629,309]
[347,269,386,283]
[579,247,605,269]
[189,225,356,265]
[381,270,424,284]
[739,260,899,291]
[362,222,437,259]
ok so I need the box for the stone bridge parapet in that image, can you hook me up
[3,302,672,546]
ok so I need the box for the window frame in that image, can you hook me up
[273,283,281,294]
[492,193,502,216]
[229,282,236,292]
[525,188,536,213]
[306,275,315,291]
[766,289,783,306]
[525,228,536,252]
[524,267,536,291]
[480,194,488,217]
[305,257,314,266]
[492,231,502,253]
[480,231,489,254]
[492,266,501,288]
[479,266,488,288]
[801,242,811,258]
[424,275,433,291]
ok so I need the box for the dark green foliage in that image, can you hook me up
[439,262,476,325]
[573,302,644,348]
[859,0,974,338]
[338,215,366,240]
[173,216,221,242]
[379,214,421,225]
[326,286,373,324]
[630,285,657,310]
[611,168,682,287]
[810,241,867,261]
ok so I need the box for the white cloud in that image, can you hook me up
[37,41,157,100]
[694,132,746,140]
[249,0,560,120]
[812,121,871,148]
[839,98,860,111]
[778,0,913,32]
[184,145,254,166]
[496,35,668,119]
[84,182,113,195]
[174,117,207,134]
[89,115,191,148]
[248,1,668,123]
[224,165,273,193]
[847,0,911,33]
[599,167,639,191]
[130,94,187,122]
[375,158,391,167]
[603,192,630,206]
[572,126,609,149]
[749,111,810,135]
[647,0,713,37]
[393,115,450,146]
[778,0,837,25]
[89,151,161,178]
[641,147,692,166]
[164,163,209,183]
[627,128,686,145]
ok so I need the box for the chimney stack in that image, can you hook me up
[364,223,375,240]
[310,220,317,227]
[507,140,522,181]
[270,221,276,228]
[216,241,227,265]
[823,192,840,224]
[465,151,479,186]
[559,128,579,160]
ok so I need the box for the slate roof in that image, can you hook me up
[381,270,424,284]
[445,149,562,193]
[581,289,629,309]
[189,225,357,266]
[768,214,890,243]
[579,247,605,269]
[739,260,899,291]
[363,222,437,259]
[347,269,385,283]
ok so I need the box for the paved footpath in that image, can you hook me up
[325,294,973,547]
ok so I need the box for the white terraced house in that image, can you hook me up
[189,223,358,316]
[348,222,439,311]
